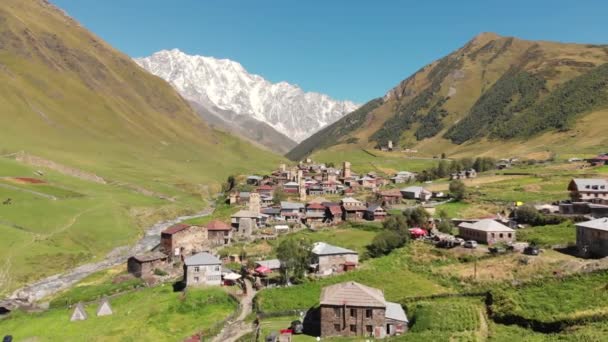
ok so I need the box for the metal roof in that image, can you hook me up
[312,242,357,256]
[184,252,221,266]
[281,201,305,210]
[256,259,281,269]
[458,219,514,232]
[576,217,608,231]
[320,281,386,307]
[385,302,408,322]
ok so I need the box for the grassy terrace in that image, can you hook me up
[255,246,450,313]
[0,286,236,341]
[516,222,576,247]
[490,271,608,325]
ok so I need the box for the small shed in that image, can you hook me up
[96,297,113,316]
[70,302,88,322]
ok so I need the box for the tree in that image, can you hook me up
[276,236,312,284]
[436,209,454,234]
[449,180,467,201]
[383,215,409,233]
[441,152,447,159]
[272,187,287,206]
[436,160,448,178]
[402,207,431,228]
[222,175,236,192]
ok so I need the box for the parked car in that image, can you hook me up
[524,246,540,256]
[290,320,304,334]
[489,246,506,254]
[464,240,478,249]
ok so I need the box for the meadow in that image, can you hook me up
[516,222,576,247]
[0,286,237,341]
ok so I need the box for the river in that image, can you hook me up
[1,207,214,309]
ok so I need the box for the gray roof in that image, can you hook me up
[312,242,357,256]
[366,204,385,213]
[284,182,299,187]
[571,178,608,191]
[400,186,428,193]
[232,210,260,218]
[281,201,305,210]
[184,252,221,266]
[256,259,281,269]
[385,302,408,322]
[320,281,386,307]
[247,175,263,180]
[459,219,514,232]
[576,218,608,231]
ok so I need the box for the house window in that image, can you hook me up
[499,233,504,238]
[366,309,373,318]
[334,324,341,332]
[366,325,373,334]
[350,325,357,333]
[215,265,221,271]
[194,266,200,272]
[491,233,495,238]
[508,233,512,238]
[194,276,199,283]
[350,308,357,318]
[334,308,340,317]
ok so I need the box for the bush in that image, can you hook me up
[449,180,467,201]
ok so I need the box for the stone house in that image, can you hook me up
[205,220,232,247]
[283,181,300,194]
[458,219,515,245]
[247,175,263,186]
[127,252,168,277]
[305,202,326,224]
[183,252,222,287]
[320,282,408,338]
[325,204,343,224]
[378,189,403,206]
[311,242,358,275]
[391,171,415,184]
[576,218,608,257]
[364,205,387,221]
[231,210,265,229]
[256,184,274,197]
[160,224,208,260]
[400,186,432,201]
[568,178,608,204]
[341,197,367,221]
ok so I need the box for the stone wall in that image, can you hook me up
[185,264,222,286]
[318,254,358,274]
[320,305,385,338]
[160,226,208,258]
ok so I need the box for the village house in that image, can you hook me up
[450,169,477,180]
[378,189,403,206]
[256,184,274,197]
[576,217,608,257]
[231,210,265,229]
[260,195,274,207]
[400,186,432,201]
[321,181,339,194]
[365,204,388,221]
[160,224,207,259]
[283,181,300,194]
[308,185,325,196]
[183,252,222,287]
[255,259,282,273]
[238,191,251,205]
[391,171,416,184]
[246,175,264,186]
[205,220,232,247]
[280,201,304,216]
[341,197,367,221]
[127,252,168,278]
[305,202,327,225]
[457,219,515,245]
[311,242,358,275]
[320,281,408,338]
[559,201,608,217]
[325,203,343,224]
[358,175,377,189]
[587,154,608,166]
[262,207,282,221]
[568,178,608,204]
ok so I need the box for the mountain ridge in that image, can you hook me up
[288,33,608,161]
[134,49,359,145]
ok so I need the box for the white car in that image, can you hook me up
[464,240,478,249]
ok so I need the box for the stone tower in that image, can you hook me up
[297,169,303,184]
[249,192,261,215]
[299,180,307,201]
[279,163,286,172]
[342,161,351,179]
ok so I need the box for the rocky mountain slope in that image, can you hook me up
[288,33,608,161]
[0,0,282,189]
[134,49,359,146]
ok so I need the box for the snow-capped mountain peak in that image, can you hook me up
[134,49,359,142]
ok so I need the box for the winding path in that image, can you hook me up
[1,207,214,308]
[212,279,257,342]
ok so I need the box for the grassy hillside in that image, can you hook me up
[0,0,282,295]
[288,33,608,160]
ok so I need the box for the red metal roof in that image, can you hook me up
[257,185,274,191]
[206,220,232,231]
[307,202,326,210]
[162,223,191,235]
[329,206,343,215]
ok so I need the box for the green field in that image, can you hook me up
[0,286,236,341]
[255,247,449,313]
[490,271,608,325]
[516,222,576,247]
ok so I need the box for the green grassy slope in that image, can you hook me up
[0,0,283,295]
[288,33,608,160]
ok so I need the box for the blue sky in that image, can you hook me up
[53,0,607,103]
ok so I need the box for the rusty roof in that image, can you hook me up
[131,252,168,263]
[320,281,386,308]
[162,223,191,235]
[206,220,232,231]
